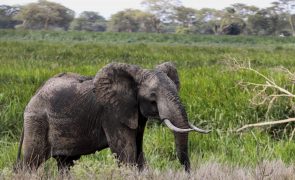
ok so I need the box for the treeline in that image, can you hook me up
[0,0,295,36]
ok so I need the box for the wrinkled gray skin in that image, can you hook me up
[17,62,199,172]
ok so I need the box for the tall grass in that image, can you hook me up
[1,29,295,46]
[1,30,295,176]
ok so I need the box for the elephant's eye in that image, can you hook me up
[150,92,156,97]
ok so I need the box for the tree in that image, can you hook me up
[247,8,287,35]
[193,8,221,34]
[108,9,140,32]
[141,0,181,22]
[174,6,197,27]
[194,7,245,35]
[136,11,161,32]
[271,0,295,35]
[108,9,160,32]
[231,3,259,19]
[70,11,106,32]
[247,10,271,35]
[227,4,260,34]
[14,0,74,30]
[219,7,246,35]
[0,5,20,29]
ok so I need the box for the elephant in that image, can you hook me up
[15,62,210,173]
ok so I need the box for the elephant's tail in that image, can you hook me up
[14,129,24,172]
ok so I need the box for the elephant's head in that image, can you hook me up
[93,62,210,172]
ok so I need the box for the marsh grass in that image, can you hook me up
[1,29,295,46]
[1,30,295,177]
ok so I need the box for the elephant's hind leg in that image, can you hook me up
[23,114,50,171]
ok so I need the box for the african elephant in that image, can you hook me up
[16,62,209,173]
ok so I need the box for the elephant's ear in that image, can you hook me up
[93,63,141,129]
[155,62,180,91]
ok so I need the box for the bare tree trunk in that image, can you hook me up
[289,15,295,36]
[22,20,27,29]
[44,16,49,30]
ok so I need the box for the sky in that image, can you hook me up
[1,0,274,19]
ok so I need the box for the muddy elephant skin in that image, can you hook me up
[16,62,209,172]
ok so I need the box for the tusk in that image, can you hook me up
[163,119,194,133]
[189,122,211,134]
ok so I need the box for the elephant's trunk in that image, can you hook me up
[169,104,191,172]
[158,92,209,172]
[174,131,190,172]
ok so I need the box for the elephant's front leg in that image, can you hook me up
[136,115,147,170]
[104,125,137,165]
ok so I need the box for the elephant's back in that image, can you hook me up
[38,72,91,98]
[25,72,94,116]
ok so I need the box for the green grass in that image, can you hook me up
[1,29,295,46]
[1,30,295,176]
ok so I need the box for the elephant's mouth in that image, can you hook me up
[149,113,159,119]
[144,109,159,119]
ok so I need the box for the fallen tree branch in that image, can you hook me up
[227,58,295,135]
[236,118,295,132]
[239,67,295,98]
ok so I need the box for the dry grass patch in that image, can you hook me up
[1,160,295,180]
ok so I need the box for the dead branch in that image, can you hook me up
[239,65,295,99]
[236,118,295,132]
[227,57,295,135]
[229,58,295,110]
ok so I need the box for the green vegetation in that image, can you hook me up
[0,0,295,36]
[2,29,295,45]
[2,0,295,36]
[1,30,295,177]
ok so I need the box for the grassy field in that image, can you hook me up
[1,30,295,178]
